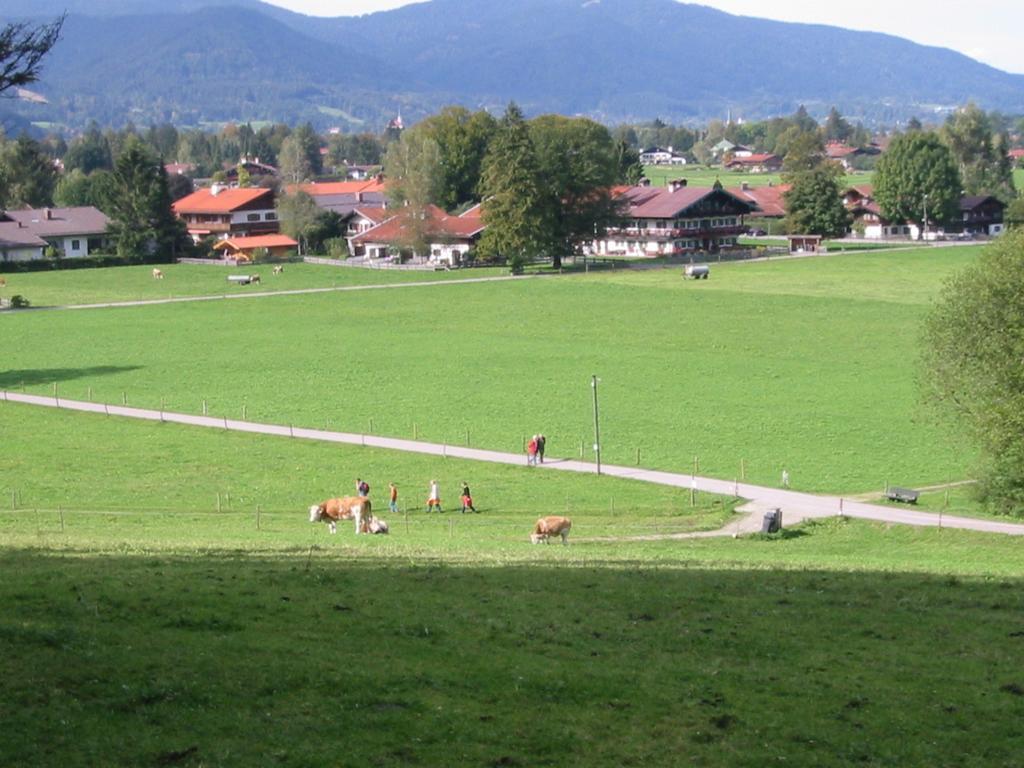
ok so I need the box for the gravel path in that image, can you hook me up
[6,390,1023,538]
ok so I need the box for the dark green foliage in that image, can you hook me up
[874,132,962,235]
[326,132,384,167]
[1006,198,1024,229]
[941,104,1016,201]
[102,138,188,261]
[62,123,113,175]
[0,134,59,208]
[529,115,623,268]
[784,164,851,238]
[478,104,557,266]
[823,107,854,143]
[921,231,1024,515]
[52,168,112,209]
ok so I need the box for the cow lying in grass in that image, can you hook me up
[530,515,572,545]
[309,496,370,534]
[363,515,389,535]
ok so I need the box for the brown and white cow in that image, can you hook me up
[250,274,261,284]
[152,268,164,279]
[530,515,572,545]
[272,265,284,275]
[309,496,370,534]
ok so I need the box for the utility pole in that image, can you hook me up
[591,375,602,475]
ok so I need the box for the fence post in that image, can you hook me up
[11,490,16,510]
[256,505,261,530]
[122,391,127,406]
[413,423,418,440]
[579,439,584,458]
[87,386,92,402]
[242,404,247,421]
[466,428,470,447]
[741,458,746,481]
[635,447,641,466]
[53,382,58,404]
[217,493,222,513]
[202,399,208,416]
[59,505,64,532]
[693,455,699,475]
[368,417,374,434]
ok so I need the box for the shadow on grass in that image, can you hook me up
[0,365,142,390]
[2,549,1024,767]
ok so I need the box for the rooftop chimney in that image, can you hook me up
[740,182,750,191]
[44,208,52,220]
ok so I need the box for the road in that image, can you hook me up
[6,390,1024,538]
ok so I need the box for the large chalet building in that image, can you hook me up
[348,204,485,266]
[592,180,755,257]
[172,185,278,243]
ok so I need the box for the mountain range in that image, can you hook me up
[4,0,1023,133]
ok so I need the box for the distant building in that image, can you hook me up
[639,146,688,166]
[291,179,388,217]
[348,204,485,266]
[727,182,790,219]
[592,180,754,257]
[212,234,298,261]
[723,153,782,173]
[172,185,278,242]
[0,206,111,261]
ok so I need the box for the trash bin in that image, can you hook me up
[761,508,783,533]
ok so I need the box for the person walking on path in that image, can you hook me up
[388,482,399,514]
[537,434,546,464]
[427,479,442,513]
[357,478,370,497]
[527,436,538,466]
[460,482,477,514]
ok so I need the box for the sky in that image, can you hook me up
[262,0,1024,75]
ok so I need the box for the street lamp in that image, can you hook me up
[591,374,601,475]
[922,193,928,241]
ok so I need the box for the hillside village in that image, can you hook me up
[1,111,1019,270]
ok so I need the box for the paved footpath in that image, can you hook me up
[6,390,1024,538]
[0,274,537,314]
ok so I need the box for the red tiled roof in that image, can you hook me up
[173,187,274,214]
[295,179,386,197]
[1008,148,1024,159]
[165,162,195,175]
[825,142,859,158]
[726,185,791,218]
[617,185,754,219]
[352,206,390,224]
[725,153,780,167]
[213,235,298,250]
[0,222,48,248]
[351,204,485,245]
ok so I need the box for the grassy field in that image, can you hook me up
[5,242,1024,766]
[643,164,870,190]
[0,262,513,308]
[1,245,980,494]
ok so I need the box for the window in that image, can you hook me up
[265,212,277,221]
[71,239,81,251]
[247,213,260,222]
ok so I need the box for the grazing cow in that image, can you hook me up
[530,515,572,545]
[309,496,370,534]
[272,265,284,275]
[250,274,261,284]
[0,277,6,287]
[152,268,164,279]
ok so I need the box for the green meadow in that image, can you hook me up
[0,261,510,307]
[5,242,1022,767]
[2,245,980,493]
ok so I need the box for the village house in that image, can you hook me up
[724,153,782,173]
[291,178,388,217]
[0,206,110,260]
[727,181,790,221]
[212,234,299,261]
[592,180,754,257]
[172,185,278,243]
[348,204,485,266]
[844,185,1006,239]
[639,146,688,165]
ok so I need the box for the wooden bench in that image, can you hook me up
[885,486,919,504]
[227,275,252,285]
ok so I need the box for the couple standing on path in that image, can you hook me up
[426,480,478,513]
[527,434,546,466]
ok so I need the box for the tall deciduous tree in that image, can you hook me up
[941,103,1016,201]
[783,163,850,237]
[478,103,556,272]
[921,230,1024,515]
[0,134,59,208]
[103,138,188,260]
[276,189,322,255]
[63,123,113,175]
[529,115,622,269]
[873,131,961,238]
[0,16,64,96]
